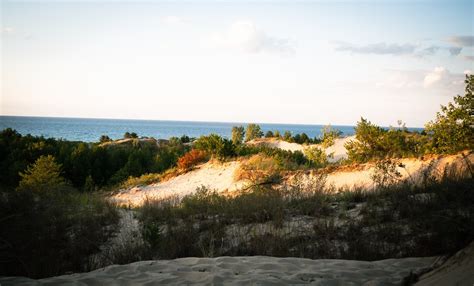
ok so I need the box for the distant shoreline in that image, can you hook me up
[0,115,424,143]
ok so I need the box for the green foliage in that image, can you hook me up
[137,175,474,261]
[264,130,274,138]
[99,135,112,143]
[303,146,328,167]
[274,130,281,138]
[194,134,235,161]
[425,74,474,153]
[283,131,292,141]
[124,132,138,139]
[320,125,342,148]
[0,189,119,278]
[0,129,187,190]
[17,155,67,192]
[245,124,264,142]
[345,118,425,162]
[231,126,245,145]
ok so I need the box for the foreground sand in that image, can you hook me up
[0,255,436,285]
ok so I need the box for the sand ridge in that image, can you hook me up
[112,161,246,207]
[0,255,436,285]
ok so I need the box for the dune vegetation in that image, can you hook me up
[0,75,473,281]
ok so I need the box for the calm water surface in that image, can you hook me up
[0,116,423,142]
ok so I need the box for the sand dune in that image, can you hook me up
[300,151,474,190]
[248,136,356,163]
[113,151,472,206]
[112,161,245,207]
[0,255,436,285]
[416,241,474,286]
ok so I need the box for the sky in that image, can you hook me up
[1,0,473,127]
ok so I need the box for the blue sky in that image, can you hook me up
[1,0,473,127]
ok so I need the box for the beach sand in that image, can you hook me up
[0,255,436,285]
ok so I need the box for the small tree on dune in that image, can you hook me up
[265,130,274,138]
[245,124,264,142]
[425,74,474,153]
[231,126,245,145]
[17,155,67,192]
[283,131,292,142]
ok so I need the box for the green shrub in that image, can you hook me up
[425,74,474,153]
[320,125,342,148]
[0,189,119,278]
[304,146,328,167]
[17,155,67,192]
[231,126,245,145]
[194,134,235,161]
[245,124,264,142]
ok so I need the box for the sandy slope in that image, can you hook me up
[248,136,356,163]
[112,161,245,207]
[416,241,474,286]
[112,152,473,206]
[0,255,436,285]
[293,152,474,190]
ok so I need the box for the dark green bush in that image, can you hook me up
[0,189,119,278]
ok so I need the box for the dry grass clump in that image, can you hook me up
[234,154,282,184]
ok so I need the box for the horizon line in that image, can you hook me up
[0,114,425,129]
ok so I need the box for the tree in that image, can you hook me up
[17,155,67,192]
[245,124,264,142]
[265,130,274,138]
[300,133,310,144]
[231,126,245,145]
[124,132,138,139]
[344,118,386,162]
[425,74,474,153]
[274,130,281,138]
[283,131,292,141]
[321,125,342,148]
[194,134,234,161]
[99,135,112,143]
[304,146,328,168]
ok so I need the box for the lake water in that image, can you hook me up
[0,116,423,142]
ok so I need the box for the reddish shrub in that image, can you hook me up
[177,149,208,170]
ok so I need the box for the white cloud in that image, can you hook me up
[334,41,416,56]
[204,20,294,54]
[161,16,186,26]
[1,27,14,35]
[423,67,447,88]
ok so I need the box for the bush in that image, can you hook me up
[231,126,245,145]
[0,189,119,278]
[0,130,188,190]
[304,146,328,167]
[124,132,138,139]
[99,135,112,143]
[136,175,474,262]
[235,154,282,184]
[345,118,425,162]
[245,124,263,142]
[425,74,474,153]
[265,130,274,138]
[17,155,67,192]
[320,125,342,148]
[194,134,234,161]
[177,149,209,170]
